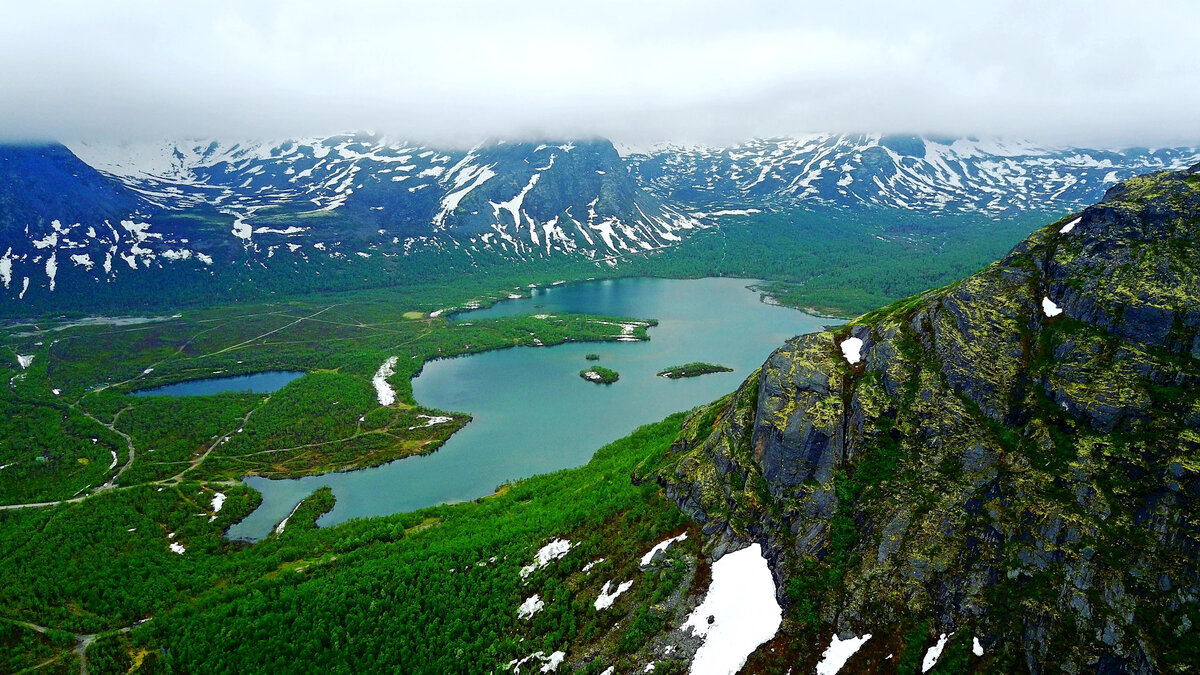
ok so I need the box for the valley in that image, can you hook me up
[4,3,1199,672]
[1,138,1198,674]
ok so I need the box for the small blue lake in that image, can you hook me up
[130,371,306,397]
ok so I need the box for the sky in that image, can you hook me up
[1,0,1197,147]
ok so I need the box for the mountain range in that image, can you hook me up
[1,134,1196,308]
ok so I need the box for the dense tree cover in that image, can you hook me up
[655,362,733,379]
[0,620,76,673]
[144,417,692,674]
[0,482,261,633]
[274,486,336,536]
[0,357,126,504]
[0,415,694,673]
[111,393,260,484]
[580,365,620,384]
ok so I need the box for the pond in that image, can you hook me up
[130,371,306,397]
[227,278,830,540]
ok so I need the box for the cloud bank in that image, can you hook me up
[2,0,1197,147]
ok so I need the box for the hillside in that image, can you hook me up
[657,165,1200,672]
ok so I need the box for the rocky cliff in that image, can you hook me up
[657,165,1200,673]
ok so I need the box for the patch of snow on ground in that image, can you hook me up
[1042,297,1063,317]
[594,580,634,610]
[518,594,544,619]
[681,543,782,675]
[508,650,566,674]
[108,450,118,470]
[210,492,226,521]
[1059,216,1081,233]
[840,337,864,365]
[582,558,605,573]
[641,532,687,566]
[972,637,984,657]
[169,542,186,555]
[816,633,873,674]
[521,538,574,579]
[408,414,452,430]
[373,356,399,406]
[541,652,565,672]
[922,633,951,672]
[16,354,33,369]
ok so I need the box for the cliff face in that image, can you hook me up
[658,166,1200,673]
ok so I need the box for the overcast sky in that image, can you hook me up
[1,0,1197,147]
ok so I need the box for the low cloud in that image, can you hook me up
[2,0,1197,147]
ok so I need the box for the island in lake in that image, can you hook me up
[579,366,619,384]
[656,362,734,379]
[585,353,600,361]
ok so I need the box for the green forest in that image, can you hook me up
[0,204,1060,671]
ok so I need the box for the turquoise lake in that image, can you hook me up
[227,277,829,540]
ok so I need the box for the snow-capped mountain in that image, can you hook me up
[624,134,1200,214]
[2,132,1198,308]
[68,136,700,259]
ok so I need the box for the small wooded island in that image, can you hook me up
[579,366,619,384]
[656,362,734,379]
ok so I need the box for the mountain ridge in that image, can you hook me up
[0,134,1195,310]
[655,163,1200,672]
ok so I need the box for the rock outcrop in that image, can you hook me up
[658,165,1200,673]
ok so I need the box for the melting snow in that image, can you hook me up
[408,414,451,430]
[640,532,687,566]
[541,652,565,672]
[107,450,118,471]
[922,633,952,672]
[816,633,873,674]
[508,650,566,674]
[582,558,605,573]
[520,538,573,579]
[840,337,864,365]
[16,354,33,369]
[209,492,226,521]
[1059,216,1081,233]
[594,580,633,610]
[1042,297,1063,317]
[681,544,782,675]
[972,637,984,657]
[169,542,186,555]
[373,356,399,406]
[518,594,544,619]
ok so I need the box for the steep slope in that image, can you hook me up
[657,165,1200,673]
[69,136,700,260]
[626,134,1200,215]
[0,144,142,235]
[0,144,210,302]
